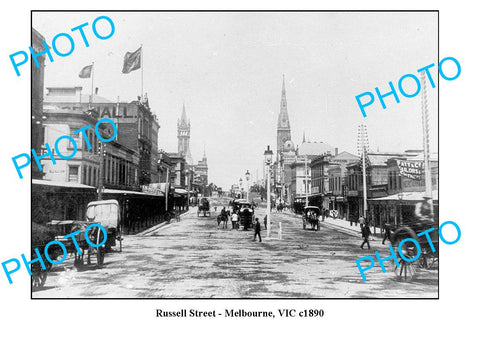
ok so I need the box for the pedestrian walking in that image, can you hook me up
[253,217,262,242]
[231,211,239,229]
[360,222,371,249]
[382,224,391,245]
[263,215,268,230]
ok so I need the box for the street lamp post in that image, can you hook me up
[245,170,251,202]
[187,169,192,210]
[239,178,243,198]
[264,145,273,238]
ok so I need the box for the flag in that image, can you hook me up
[122,46,142,74]
[78,64,93,78]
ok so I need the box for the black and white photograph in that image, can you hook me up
[30,11,439,298]
[1,1,478,338]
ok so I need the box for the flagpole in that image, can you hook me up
[141,44,143,101]
[116,96,120,142]
[90,62,95,108]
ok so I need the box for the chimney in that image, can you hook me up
[335,147,338,156]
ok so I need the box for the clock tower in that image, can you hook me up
[177,103,193,165]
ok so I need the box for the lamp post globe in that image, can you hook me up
[245,170,250,201]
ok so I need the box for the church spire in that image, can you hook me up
[179,102,189,128]
[277,74,290,129]
[276,75,292,161]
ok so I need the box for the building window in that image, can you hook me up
[69,130,79,150]
[69,166,79,182]
[82,165,87,184]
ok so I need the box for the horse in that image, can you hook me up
[217,212,228,229]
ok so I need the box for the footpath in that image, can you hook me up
[282,209,389,248]
[136,208,197,236]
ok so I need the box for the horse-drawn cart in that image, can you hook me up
[390,221,439,281]
[46,220,106,268]
[302,206,320,231]
[231,199,255,229]
[198,197,211,217]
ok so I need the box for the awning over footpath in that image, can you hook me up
[368,190,438,204]
[33,179,96,189]
[141,183,169,196]
[104,188,163,197]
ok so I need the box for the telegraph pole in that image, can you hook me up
[304,155,309,207]
[421,71,434,212]
[98,142,104,200]
[358,124,369,218]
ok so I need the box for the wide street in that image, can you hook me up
[33,198,438,298]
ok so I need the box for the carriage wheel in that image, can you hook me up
[393,237,418,282]
[31,269,47,288]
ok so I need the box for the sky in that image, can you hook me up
[33,11,438,189]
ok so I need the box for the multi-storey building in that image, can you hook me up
[367,152,439,229]
[41,87,160,190]
[310,151,358,217]
[32,28,47,180]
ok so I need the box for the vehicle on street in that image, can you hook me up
[198,197,211,217]
[390,221,439,281]
[46,219,106,268]
[230,199,255,229]
[302,206,320,231]
[86,199,121,252]
[31,199,122,289]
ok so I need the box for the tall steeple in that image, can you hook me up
[179,102,189,128]
[277,74,290,129]
[177,102,193,164]
[277,74,292,160]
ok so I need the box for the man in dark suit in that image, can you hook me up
[253,217,262,242]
